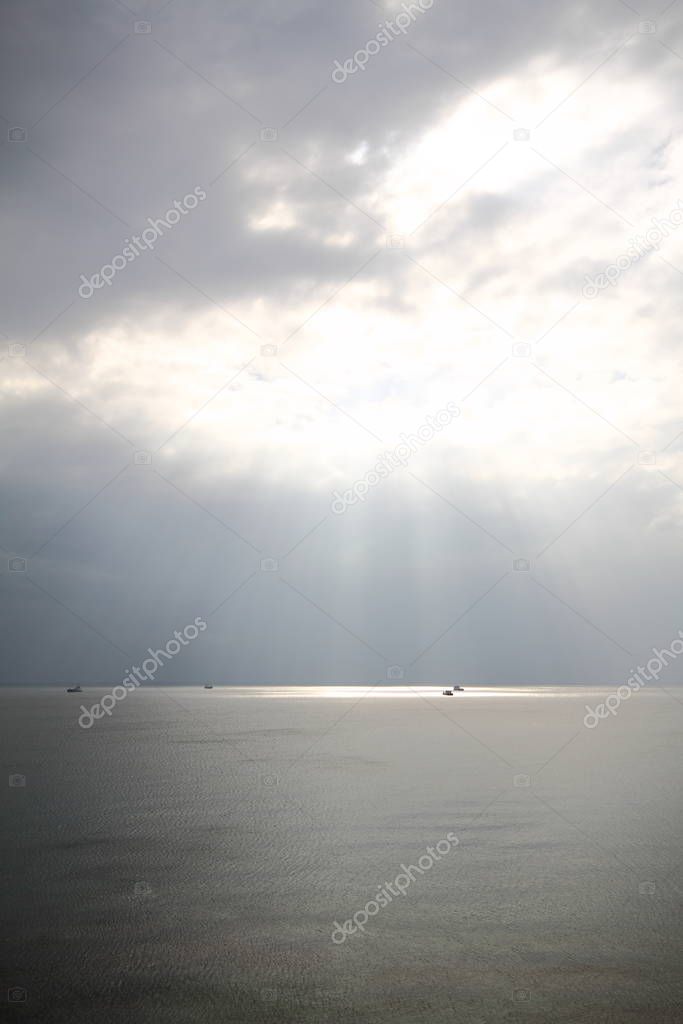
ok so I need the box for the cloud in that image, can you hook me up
[2,0,683,684]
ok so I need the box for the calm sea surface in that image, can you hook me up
[2,686,682,1023]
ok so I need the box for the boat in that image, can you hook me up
[66,685,82,693]
[204,684,213,689]
[442,689,453,696]
[453,685,464,692]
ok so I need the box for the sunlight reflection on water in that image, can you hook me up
[207,685,615,699]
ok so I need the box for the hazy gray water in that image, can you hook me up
[2,686,682,1023]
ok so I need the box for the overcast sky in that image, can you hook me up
[1,0,683,685]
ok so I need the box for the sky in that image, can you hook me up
[1,0,683,685]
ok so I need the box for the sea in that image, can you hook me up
[2,685,682,1023]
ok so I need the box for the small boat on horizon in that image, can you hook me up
[442,689,453,696]
[66,685,82,693]
[204,684,214,689]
